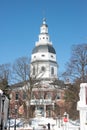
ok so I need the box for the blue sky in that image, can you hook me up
[0,0,87,75]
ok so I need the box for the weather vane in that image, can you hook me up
[42,10,46,24]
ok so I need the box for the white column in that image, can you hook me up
[0,90,3,126]
[77,83,87,130]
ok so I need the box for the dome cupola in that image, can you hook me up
[31,18,58,79]
[32,44,56,54]
[40,18,48,34]
[36,18,52,46]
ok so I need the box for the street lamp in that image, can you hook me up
[14,105,17,130]
[8,93,12,130]
[1,94,6,130]
[0,90,3,129]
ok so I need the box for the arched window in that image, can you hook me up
[33,66,35,75]
[41,66,45,72]
[51,67,54,75]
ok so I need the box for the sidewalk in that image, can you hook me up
[54,125,80,130]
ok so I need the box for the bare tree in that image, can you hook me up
[12,57,32,118]
[64,79,80,119]
[0,63,11,90]
[12,57,30,82]
[62,43,87,119]
[62,43,87,82]
[12,56,45,118]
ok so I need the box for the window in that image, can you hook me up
[15,93,19,100]
[23,92,26,99]
[56,93,61,99]
[33,66,35,75]
[34,56,36,58]
[41,66,45,72]
[51,67,54,75]
[51,55,54,58]
[47,93,51,99]
[42,54,45,57]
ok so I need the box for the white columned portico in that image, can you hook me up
[77,83,87,130]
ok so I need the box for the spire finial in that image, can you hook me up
[43,18,46,24]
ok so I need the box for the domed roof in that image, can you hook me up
[32,44,56,54]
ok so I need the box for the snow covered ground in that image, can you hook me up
[7,117,80,130]
[54,121,80,130]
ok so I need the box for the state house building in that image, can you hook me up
[9,19,65,118]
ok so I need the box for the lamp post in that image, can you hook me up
[8,93,12,130]
[14,105,17,130]
[0,90,3,130]
[1,94,6,130]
